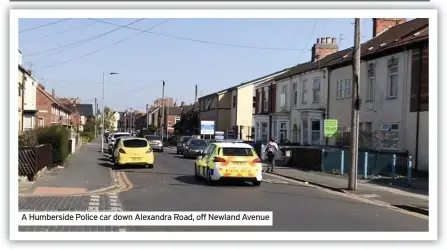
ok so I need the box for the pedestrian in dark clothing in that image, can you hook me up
[264,137,279,173]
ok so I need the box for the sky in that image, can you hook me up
[18,18,374,112]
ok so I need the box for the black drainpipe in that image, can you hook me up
[325,68,330,145]
[414,46,423,171]
[268,82,273,140]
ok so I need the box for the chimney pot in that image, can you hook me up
[317,38,320,44]
[52,89,55,97]
[332,37,337,44]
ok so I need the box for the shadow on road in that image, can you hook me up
[98,157,110,162]
[174,175,254,187]
[173,155,196,160]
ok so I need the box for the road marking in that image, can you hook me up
[107,193,127,232]
[88,195,100,212]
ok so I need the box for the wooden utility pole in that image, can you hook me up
[161,81,165,141]
[348,18,361,190]
[94,98,97,137]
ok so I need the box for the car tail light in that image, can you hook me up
[252,158,261,163]
[213,157,226,163]
[119,149,126,154]
[146,148,153,153]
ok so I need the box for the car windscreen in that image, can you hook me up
[221,147,254,156]
[181,137,191,143]
[145,135,161,141]
[190,140,207,146]
[114,133,130,139]
[123,139,148,148]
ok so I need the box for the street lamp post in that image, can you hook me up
[101,72,119,153]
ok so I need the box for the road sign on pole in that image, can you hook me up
[324,119,338,137]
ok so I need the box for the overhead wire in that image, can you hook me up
[295,19,319,64]
[20,20,99,44]
[38,19,169,70]
[23,18,145,57]
[19,19,71,33]
[89,18,309,51]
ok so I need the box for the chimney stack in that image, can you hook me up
[52,88,55,98]
[373,18,406,37]
[311,36,339,62]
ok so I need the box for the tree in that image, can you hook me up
[83,117,96,133]
[99,106,116,131]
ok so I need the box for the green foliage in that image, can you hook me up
[102,106,116,131]
[80,132,95,142]
[19,126,70,164]
[83,117,96,133]
[147,125,157,133]
[19,130,38,147]
[36,126,70,164]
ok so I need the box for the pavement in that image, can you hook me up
[262,164,429,215]
[18,143,429,232]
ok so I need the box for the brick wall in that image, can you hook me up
[36,87,52,127]
[373,18,406,37]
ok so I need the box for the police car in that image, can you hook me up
[194,139,262,186]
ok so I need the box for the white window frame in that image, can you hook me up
[301,79,308,104]
[302,119,309,145]
[367,63,375,101]
[272,121,277,139]
[261,122,268,142]
[336,78,352,99]
[263,88,269,112]
[280,85,286,109]
[310,119,322,145]
[279,121,288,142]
[312,77,321,103]
[336,80,344,99]
[388,57,399,98]
[380,122,399,149]
[345,78,352,98]
[257,90,262,112]
[255,121,260,141]
[292,82,298,106]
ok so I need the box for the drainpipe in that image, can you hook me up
[325,68,330,145]
[21,73,25,132]
[414,46,423,171]
[268,82,273,140]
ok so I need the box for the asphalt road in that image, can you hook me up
[116,147,428,232]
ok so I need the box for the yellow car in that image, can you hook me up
[113,137,154,168]
[194,141,262,186]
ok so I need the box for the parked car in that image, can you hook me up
[113,137,154,168]
[144,135,163,152]
[108,132,131,154]
[110,136,133,162]
[177,136,192,155]
[183,139,208,159]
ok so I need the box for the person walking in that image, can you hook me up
[264,137,279,173]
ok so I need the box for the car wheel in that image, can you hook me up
[194,164,200,180]
[206,167,214,186]
[160,148,164,152]
[146,164,154,169]
[252,180,261,186]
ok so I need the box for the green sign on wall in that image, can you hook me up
[324,119,338,137]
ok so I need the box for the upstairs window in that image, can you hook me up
[301,80,308,104]
[312,77,321,103]
[388,57,399,98]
